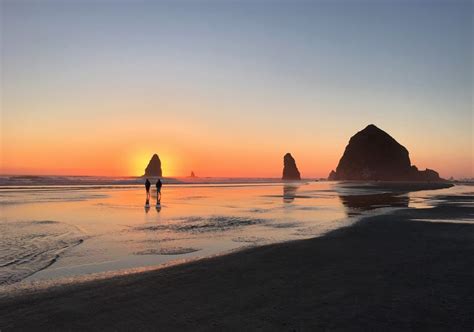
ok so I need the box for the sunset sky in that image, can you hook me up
[1,0,472,178]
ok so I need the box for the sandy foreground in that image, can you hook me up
[1,193,473,331]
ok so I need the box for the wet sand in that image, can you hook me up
[1,193,473,331]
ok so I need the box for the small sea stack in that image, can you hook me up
[282,153,301,180]
[328,124,442,181]
[144,154,162,177]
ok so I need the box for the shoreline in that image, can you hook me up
[1,191,473,330]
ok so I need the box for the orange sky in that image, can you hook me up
[1,112,472,179]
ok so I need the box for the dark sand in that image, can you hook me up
[1,193,473,331]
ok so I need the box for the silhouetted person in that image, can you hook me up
[156,179,162,202]
[145,179,151,201]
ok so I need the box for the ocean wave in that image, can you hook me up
[0,220,85,285]
[0,175,310,187]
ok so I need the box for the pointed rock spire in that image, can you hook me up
[282,153,301,180]
[144,154,162,177]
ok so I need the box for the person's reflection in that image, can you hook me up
[338,193,409,216]
[144,198,151,213]
[283,185,298,203]
[155,204,161,212]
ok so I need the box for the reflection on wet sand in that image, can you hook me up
[339,193,409,216]
[283,185,298,203]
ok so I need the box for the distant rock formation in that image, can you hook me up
[144,154,162,177]
[282,153,301,180]
[189,171,196,178]
[328,124,442,181]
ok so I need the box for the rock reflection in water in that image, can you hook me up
[283,185,298,203]
[339,193,409,216]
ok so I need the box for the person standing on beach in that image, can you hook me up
[145,179,151,202]
[156,179,162,202]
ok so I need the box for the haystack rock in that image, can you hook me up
[144,154,162,177]
[328,124,442,181]
[282,153,301,180]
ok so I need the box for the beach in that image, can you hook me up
[3,1,472,330]
[1,185,472,331]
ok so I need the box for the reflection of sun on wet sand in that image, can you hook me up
[1,191,473,330]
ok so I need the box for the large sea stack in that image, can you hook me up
[282,153,301,180]
[328,124,442,181]
[144,154,162,177]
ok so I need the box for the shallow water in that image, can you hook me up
[0,180,471,287]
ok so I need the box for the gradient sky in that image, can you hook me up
[1,0,472,178]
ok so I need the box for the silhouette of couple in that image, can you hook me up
[145,178,162,206]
